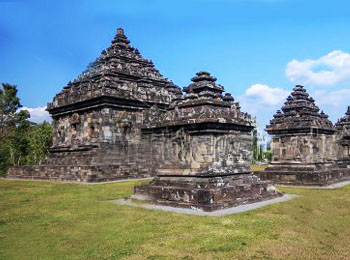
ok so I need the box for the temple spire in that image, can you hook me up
[267,85,333,133]
[335,106,350,130]
[110,27,131,47]
[117,27,125,36]
[48,25,181,110]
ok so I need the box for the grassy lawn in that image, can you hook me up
[1,180,350,260]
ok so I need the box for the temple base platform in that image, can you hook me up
[6,165,151,183]
[256,163,350,186]
[134,173,282,212]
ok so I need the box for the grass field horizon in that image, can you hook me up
[1,178,350,260]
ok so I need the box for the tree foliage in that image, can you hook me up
[9,110,32,166]
[27,122,53,164]
[252,128,266,163]
[0,83,22,134]
[0,83,53,175]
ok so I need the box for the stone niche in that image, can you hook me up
[135,72,281,211]
[258,85,350,186]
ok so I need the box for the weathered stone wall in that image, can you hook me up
[52,108,144,148]
[336,142,350,163]
[7,164,150,182]
[335,132,350,164]
[270,133,337,164]
[141,128,252,176]
[7,139,156,182]
[8,103,155,181]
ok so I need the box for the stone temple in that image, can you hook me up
[7,27,280,210]
[8,28,182,181]
[258,85,350,186]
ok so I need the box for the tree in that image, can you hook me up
[9,110,32,166]
[0,143,11,175]
[0,83,22,135]
[252,129,258,162]
[0,82,54,175]
[0,83,53,174]
[252,128,265,163]
[27,122,53,165]
[265,149,272,162]
[0,83,26,174]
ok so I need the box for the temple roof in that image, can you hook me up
[174,71,237,109]
[335,106,350,130]
[47,28,181,114]
[142,72,255,129]
[266,85,334,134]
[72,28,169,83]
[184,71,224,94]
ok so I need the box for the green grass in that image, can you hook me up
[1,180,350,260]
[250,165,268,172]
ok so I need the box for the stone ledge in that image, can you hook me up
[109,194,299,217]
[2,177,152,185]
[275,180,350,189]
[255,167,350,186]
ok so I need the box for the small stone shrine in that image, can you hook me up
[258,85,350,186]
[135,72,281,211]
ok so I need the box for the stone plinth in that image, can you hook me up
[257,163,350,186]
[135,175,279,211]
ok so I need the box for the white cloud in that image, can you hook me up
[238,84,289,130]
[20,106,51,123]
[313,89,350,108]
[286,50,350,86]
[244,84,289,105]
[310,88,350,123]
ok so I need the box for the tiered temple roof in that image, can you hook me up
[47,28,181,115]
[335,106,350,130]
[266,85,334,134]
[178,71,235,108]
[142,71,255,129]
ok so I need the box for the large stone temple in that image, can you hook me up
[8,28,183,181]
[258,85,350,186]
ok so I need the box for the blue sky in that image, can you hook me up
[1,0,350,134]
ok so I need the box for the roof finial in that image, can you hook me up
[117,28,125,36]
[346,106,350,115]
